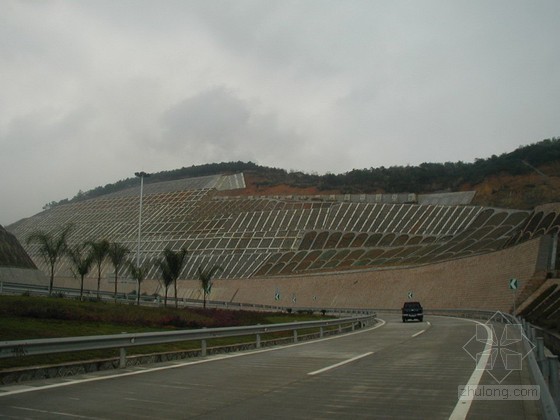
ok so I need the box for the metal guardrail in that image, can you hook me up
[2,282,560,417]
[0,313,377,367]
[0,281,372,315]
[423,308,560,420]
[0,281,180,305]
[533,325,560,359]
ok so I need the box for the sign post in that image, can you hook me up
[509,278,519,314]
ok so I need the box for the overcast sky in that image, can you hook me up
[1,0,559,226]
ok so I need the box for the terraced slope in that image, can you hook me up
[7,173,536,285]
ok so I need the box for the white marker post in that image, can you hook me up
[509,278,519,314]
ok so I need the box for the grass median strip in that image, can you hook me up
[0,295,333,370]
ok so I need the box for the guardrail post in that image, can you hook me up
[118,331,127,368]
[293,330,298,343]
[320,326,324,338]
[547,356,560,408]
[351,322,355,331]
[537,338,548,378]
[338,325,342,333]
[256,333,261,349]
[537,337,545,359]
[119,347,127,368]
[201,339,207,357]
[530,326,537,344]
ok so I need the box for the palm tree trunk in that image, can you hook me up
[137,281,141,305]
[80,275,84,300]
[164,287,168,307]
[49,265,55,296]
[203,289,207,309]
[114,271,118,301]
[174,280,178,308]
[97,268,101,299]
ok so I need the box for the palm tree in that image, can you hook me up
[197,265,223,309]
[157,260,174,307]
[107,242,129,301]
[67,243,93,300]
[27,224,73,295]
[127,261,147,305]
[158,248,187,308]
[88,239,110,299]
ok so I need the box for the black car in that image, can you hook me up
[402,301,423,322]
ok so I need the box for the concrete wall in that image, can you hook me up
[177,236,549,312]
[20,237,549,313]
[0,266,47,285]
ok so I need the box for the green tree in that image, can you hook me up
[67,243,93,300]
[108,242,129,301]
[128,261,148,305]
[157,248,188,308]
[27,224,73,295]
[88,239,110,299]
[197,265,223,309]
[157,259,174,307]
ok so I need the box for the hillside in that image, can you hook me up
[0,225,37,269]
[45,137,560,210]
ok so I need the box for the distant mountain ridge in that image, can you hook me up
[45,137,560,210]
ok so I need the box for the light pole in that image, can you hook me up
[134,171,150,268]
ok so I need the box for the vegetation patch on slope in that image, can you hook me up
[42,137,560,210]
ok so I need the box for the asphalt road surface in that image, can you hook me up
[0,314,541,419]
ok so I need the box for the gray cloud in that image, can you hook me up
[1,0,559,225]
[161,88,251,150]
[158,87,301,166]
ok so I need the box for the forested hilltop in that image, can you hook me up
[46,137,560,210]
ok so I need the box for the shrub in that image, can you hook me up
[297,310,313,315]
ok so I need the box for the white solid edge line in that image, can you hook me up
[308,352,374,376]
[448,319,493,420]
[0,319,387,397]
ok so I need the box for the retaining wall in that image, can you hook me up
[16,237,550,313]
[0,267,47,285]
[179,236,550,312]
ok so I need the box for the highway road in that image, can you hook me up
[0,314,541,419]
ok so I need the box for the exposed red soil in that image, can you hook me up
[217,172,341,197]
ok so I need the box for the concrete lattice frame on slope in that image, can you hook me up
[6,173,550,299]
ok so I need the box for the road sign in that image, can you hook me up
[407,291,413,299]
[509,278,519,290]
[274,289,280,301]
[510,278,520,314]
